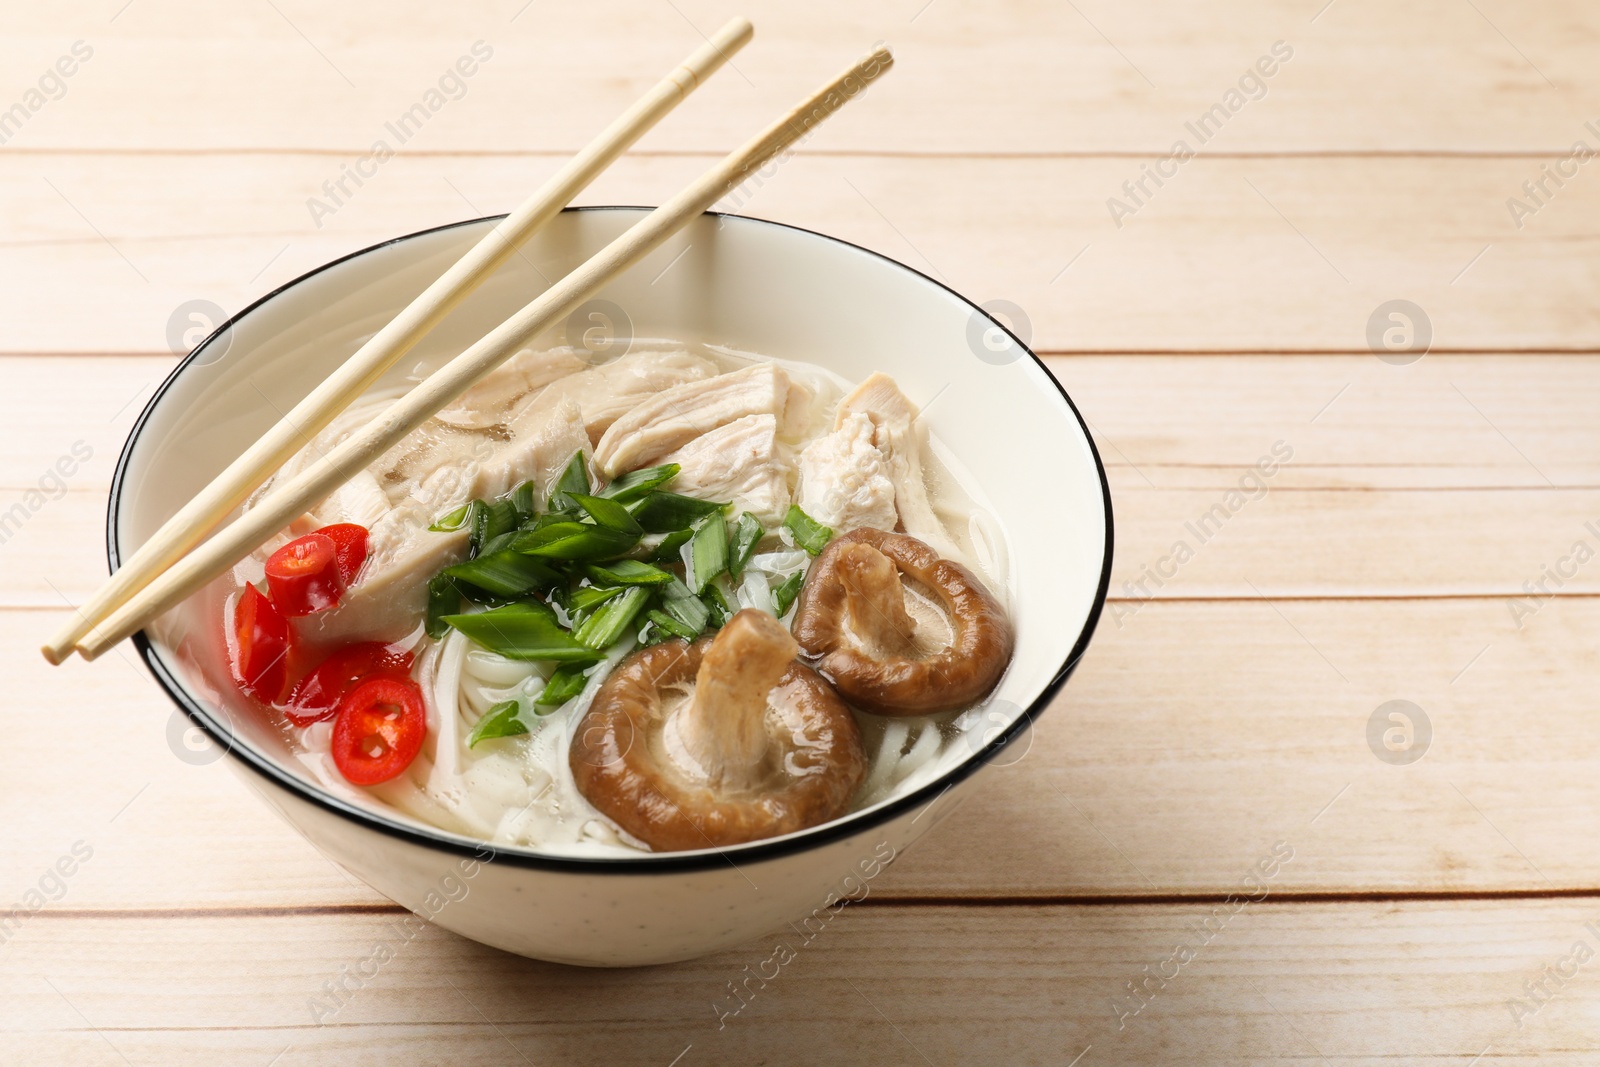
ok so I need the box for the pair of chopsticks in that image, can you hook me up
[44,19,894,665]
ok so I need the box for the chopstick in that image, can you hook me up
[40,17,754,666]
[74,44,895,662]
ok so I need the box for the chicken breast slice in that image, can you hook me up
[795,411,898,534]
[434,348,587,430]
[834,373,962,561]
[658,414,791,525]
[593,362,811,478]
[513,349,716,446]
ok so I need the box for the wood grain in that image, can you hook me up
[4,901,1598,1065]
[3,153,1599,354]
[2,0,1591,153]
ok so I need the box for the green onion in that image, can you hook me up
[466,700,529,748]
[598,463,680,503]
[444,550,559,598]
[685,511,727,594]
[728,513,763,577]
[772,571,805,618]
[443,602,604,664]
[510,480,538,521]
[572,586,649,650]
[513,521,638,561]
[661,578,710,634]
[475,498,520,553]
[628,491,726,533]
[585,559,673,586]
[783,504,834,555]
[568,584,624,614]
[429,501,475,533]
[426,574,462,639]
[528,508,578,531]
[645,608,700,641]
[536,664,589,707]
[569,492,643,535]
[701,581,733,627]
[549,451,589,510]
[646,528,694,562]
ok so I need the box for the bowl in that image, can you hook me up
[110,207,1112,966]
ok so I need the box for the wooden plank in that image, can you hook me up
[7,591,1596,908]
[3,900,1598,1064]
[2,153,1598,353]
[1049,355,1600,490]
[2,0,1592,154]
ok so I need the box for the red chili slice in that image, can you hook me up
[331,675,427,786]
[315,523,370,586]
[231,584,291,703]
[284,641,415,727]
[264,533,346,617]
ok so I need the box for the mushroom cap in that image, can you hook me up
[792,527,1013,716]
[570,622,867,852]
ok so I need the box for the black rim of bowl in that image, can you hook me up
[109,207,1115,875]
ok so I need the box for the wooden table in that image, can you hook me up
[4,2,1597,1062]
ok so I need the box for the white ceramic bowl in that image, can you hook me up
[111,208,1112,967]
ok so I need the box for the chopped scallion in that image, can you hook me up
[628,491,726,533]
[569,492,643,535]
[536,664,589,707]
[684,511,727,594]
[646,528,694,562]
[466,700,529,748]
[728,512,763,577]
[509,480,538,522]
[772,570,805,618]
[476,498,520,552]
[598,463,680,503]
[572,586,649,650]
[585,559,673,586]
[444,550,559,598]
[645,608,701,641]
[783,504,834,555]
[442,601,604,664]
[429,501,475,533]
[426,574,462,639]
[549,451,590,510]
[661,577,710,633]
[513,521,638,561]
[700,580,733,627]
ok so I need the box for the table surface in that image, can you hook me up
[5,2,1598,1063]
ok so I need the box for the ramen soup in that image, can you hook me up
[220,345,1014,855]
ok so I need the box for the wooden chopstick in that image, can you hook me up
[74,44,894,662]
[40,17,754,666]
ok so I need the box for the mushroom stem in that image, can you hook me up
[675,609,798,789]
[835,542,918,656]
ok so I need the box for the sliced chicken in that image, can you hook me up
[795,411,898,534]
[658,414,791,525]
[434,348,587,430]
[834,373,962,561]
[513,349,716,445]
[504,399,594,503]
[592,363,811,478]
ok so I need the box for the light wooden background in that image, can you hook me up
[4,0,1598,1063]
